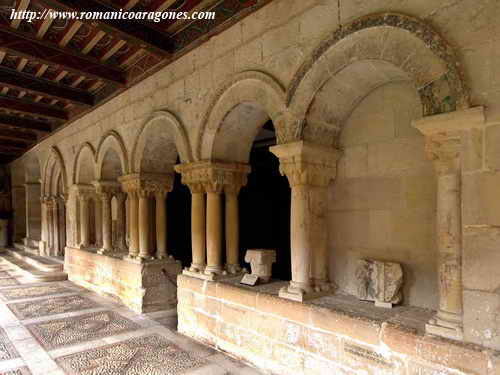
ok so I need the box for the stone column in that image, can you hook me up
[270,141,339,302]
[116,193,127,251]
[138,189,152,259]
[176,162,250,280]
[128,191,139,258]
[51,197,59,256]
[224,179,247,274]
[79,194,90,248]
[205,185,223,275]
[412,108,486,341]
[45,198,54,254]
[155,190,168,259]
[39,197,48,255]
[99,192,113,254]
[94,198,103,248]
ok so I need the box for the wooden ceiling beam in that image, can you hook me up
[0,97,67,120]
[39,0,175,56]
[0,25,127,86]
[0,66,95,107]
[0,129,37,143]
[0,114,51,133]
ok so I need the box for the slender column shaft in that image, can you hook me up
[436,171,463,320]
[94,199,103,247]
[47,201,53,251]
[155,191,168,259]
[116,194,127,250]
[79,196,89,248]
[190,192,206,272]
[52,200,59,255]
[128,192,139,257]
[101,194,112,252]
[289,185,313,293]
[225,192,240,273]
[40,200,48,244]
[311,185,329,290]
[206,191,223,274]
[138,192,151,258]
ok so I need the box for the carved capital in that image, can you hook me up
[425,136,461,176]
[119,173,174,195]
[274,112,305,145]
[270,141,340,187]
[93,181,121,200]
[71,184,95,201]
[175,161,251,194]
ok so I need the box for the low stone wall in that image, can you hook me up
[65,247,181,313]
[177,274,498,375]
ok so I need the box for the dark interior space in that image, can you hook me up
[167,163,192,268]
[239,120,291,281]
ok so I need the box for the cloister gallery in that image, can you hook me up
[0,0,500,374]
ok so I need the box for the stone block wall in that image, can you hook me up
[178,275,497,375]
[66,247,181,313]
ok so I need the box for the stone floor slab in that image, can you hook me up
[0,280,18,288]
[25,311,140,350]
[55,334,205,375]
[0,286,73,302]
[0,328,19,361]
[7,295,99,320]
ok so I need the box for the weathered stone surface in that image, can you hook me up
[244,249,276,283]
[356,259,403,307]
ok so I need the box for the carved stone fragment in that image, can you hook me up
[356,259,403,308]
[244,249,276,283]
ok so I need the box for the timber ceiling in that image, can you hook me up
[0,0,271,163]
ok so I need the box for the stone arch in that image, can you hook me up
[73,142,97,185]
[198,71,287,162]
[96,131,128,180]
[287,13,471,145]
[131,111,192,173]
[42,147,68,197]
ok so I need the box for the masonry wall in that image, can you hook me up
[178,275,496,375]
[329,82,438,309]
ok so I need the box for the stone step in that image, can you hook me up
[0,251,67,282]
[7,249,64,272]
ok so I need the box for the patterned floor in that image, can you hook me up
[0,328,19,361]
[0,272,10,278]
[8,295,98,320]
[26,311,140,350]
[0,286,72,301]
[0,257,263,375]
[56,335,205,375]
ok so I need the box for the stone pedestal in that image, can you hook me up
[244,249,276,283]
[66,246,182,313]
[270,141,340,302]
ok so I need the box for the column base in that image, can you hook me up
[279,282,329,302]
[183,266,240,282]
[226,264,244,275]
[312,278,335,293]
[97,248,113,255]
[426,311,463,340]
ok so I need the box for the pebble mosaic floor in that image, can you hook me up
[0,258,264,375]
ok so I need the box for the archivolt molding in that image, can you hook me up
[72,142,97,185]
[197,70,287,160]
[42,146,68,197]
[288,13,471,123]
[96,130,129,180]
[131,110,193,173]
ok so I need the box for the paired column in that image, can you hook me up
[24,182,41,245]
[94,181,121,255]
[79,194,90,248]
[116,193,127,251]
[176,161,250,279]
[270,141,339,302]
[39,197,49,255]
[120,174,174,261]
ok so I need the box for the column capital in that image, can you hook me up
[119,173,174,195]
[270,141,341,187]
[93,181,121,199]
[175,161,251,194]
[425,137,462,176]
[70,183,95,199]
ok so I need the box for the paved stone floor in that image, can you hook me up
[0,259,264,375]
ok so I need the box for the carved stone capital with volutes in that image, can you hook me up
[270,141,340,187]
[175,161,251,194]
[119,173,174,195]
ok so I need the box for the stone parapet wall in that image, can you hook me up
[66,247,181,313]
[177,274,498,375]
